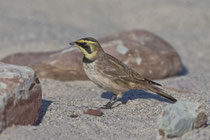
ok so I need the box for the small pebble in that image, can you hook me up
[70,114,79,118]
[84,109,103,116]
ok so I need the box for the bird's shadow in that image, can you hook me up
[35,99,52,125]
[101,90,173,104]
[179,64,188,76]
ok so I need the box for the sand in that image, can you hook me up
[0,0,209,139]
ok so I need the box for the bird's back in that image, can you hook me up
[83,52,160,92]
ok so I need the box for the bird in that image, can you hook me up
[69,37,177,109]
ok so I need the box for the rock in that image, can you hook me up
[0,62,42,132]
[1,48,87,81]
[33,48,87,81]
[157,101,208,139]
[100,30,182,79]
[194,109,208,128]
[1,29,182,80]
[84,109,103,116]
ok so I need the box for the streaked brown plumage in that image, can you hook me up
[70,37,177,109]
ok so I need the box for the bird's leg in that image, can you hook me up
[109,95,117,104]
[104,95,117,109]
[102,92,123,109]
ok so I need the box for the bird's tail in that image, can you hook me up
[147,85,177,103]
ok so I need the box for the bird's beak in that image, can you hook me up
[69,41,77,46]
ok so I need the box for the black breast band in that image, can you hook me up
[83,56,95,63]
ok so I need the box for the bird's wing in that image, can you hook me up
[98,54,161,86]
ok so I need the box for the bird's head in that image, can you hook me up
[70,37,103,60]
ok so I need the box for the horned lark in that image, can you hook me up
[70,37,177,109]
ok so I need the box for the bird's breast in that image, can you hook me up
[83,61,107,87]
[83,61,127,92]
[83,61,99,81]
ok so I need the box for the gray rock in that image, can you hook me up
[0,63,42,132]
[157,101,207,139]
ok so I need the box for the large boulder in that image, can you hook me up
[157,101,207,139]
[1,30,183,80]
[100,30,182,79]
[0,63,42,132]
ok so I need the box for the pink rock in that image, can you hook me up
[100,30,182,79]
[1,49,86,81]
[0,63,42,132]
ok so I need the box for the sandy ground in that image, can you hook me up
[0,0,210,139]
[0,77,209,140]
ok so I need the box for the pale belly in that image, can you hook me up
[83,62,127,93]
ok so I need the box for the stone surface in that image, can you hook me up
[1,48,87,81]
[157,101,208,139]
[100,30,182,79]
[194,109,208,128]
[0,62,42,132]
[84,109,103,116]
[1,30,182,80]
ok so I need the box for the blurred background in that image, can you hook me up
[0,0,210,74]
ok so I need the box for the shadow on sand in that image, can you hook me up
[101,89,173,105]
[179,64,188,76]
[100,65,187,107]
[35,99,52,125]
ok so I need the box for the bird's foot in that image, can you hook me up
[100,102,113,109]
